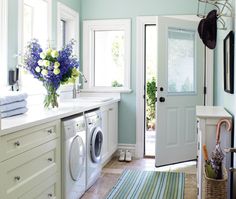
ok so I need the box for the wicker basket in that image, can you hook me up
[203,167,228,199]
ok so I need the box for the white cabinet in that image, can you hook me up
[0,121,61,199]
[196,106,232,199]
[101,102,118,165]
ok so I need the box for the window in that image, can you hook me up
[83,19,131,92]
[0,0,7,89]
[57,3,79,92]
[167,28,196,93]
[19,0,51,94]
[57,2,79,54]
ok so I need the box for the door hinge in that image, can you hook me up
[143,94,146,99]
[204,86,207,94]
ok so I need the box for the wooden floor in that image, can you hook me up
[82,158,197,199]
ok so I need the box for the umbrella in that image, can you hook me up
[210,119,232,179]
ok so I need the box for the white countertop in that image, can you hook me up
[196,106,232,118]
[0,97,120,136]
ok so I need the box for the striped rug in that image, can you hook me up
[106,170,185,199]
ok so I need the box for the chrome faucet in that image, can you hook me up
[72,72,88,98]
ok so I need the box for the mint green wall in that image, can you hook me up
[7,0,80,70]
[213,2,235,195]
[213,2,235,147]
[80,0,199,144]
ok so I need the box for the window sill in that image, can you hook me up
[81,88,132,94]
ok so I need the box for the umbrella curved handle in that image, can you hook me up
[216,119,232,144]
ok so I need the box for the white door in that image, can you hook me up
[155,16,204,166]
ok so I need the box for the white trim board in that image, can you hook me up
[135,16,214,159]
[57,2,79,55]
[136,16,156,159]
[117,143,136,158]
[83,19,131,92]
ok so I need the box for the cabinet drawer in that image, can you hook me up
[18,174,58,199]
[0,121,60,162]
[0,139,59,199]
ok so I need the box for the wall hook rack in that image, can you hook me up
[197,0,233,30]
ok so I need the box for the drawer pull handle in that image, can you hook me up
[109,108,113,111]
[48,158,53,162]
[47,129,53,134]
[14,141,20,146]
[14,176,21,181]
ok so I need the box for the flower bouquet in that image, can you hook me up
[23,39,80,108]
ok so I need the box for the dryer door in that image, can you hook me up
[69,135,85,181]
[91,127,103,163]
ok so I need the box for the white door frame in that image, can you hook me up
[135,16,214,159]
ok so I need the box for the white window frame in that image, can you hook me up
[0,0,8,89]
[136,16,157,158]
[83,19,131,93]
[18,0,52,95]
[57,2,79,55]
[57,2,79,93]
[18,0,52,57]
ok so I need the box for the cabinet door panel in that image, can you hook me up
[108,103,118,154]
[0,139,59,199]
[18,174,58,199]
[101,109,109,163]
[0,120,60,162]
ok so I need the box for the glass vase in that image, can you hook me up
[43,83,59,109]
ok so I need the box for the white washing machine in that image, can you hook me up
[62,114,86,199]
[85,109,103,190]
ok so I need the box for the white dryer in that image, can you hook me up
[85,109,103,190]
[62,114,86,199]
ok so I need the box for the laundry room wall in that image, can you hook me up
[213,0,236,197]
[80,0,200,145]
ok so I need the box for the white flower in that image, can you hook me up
[46,48,52,55]
[37,60,43,66]
[43,60,50,67]
[53,68,60,75]
[54,62,60,68]
[51,50,59,58]
[40,52,46,59]
[35,66,41,73]
[41,69,48,76]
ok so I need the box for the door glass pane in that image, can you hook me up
[167,28,195,93]
[94,30,125,87]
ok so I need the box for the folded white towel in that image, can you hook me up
[0,100,27,113]
[0,92,28,105]
[1,107,28,118]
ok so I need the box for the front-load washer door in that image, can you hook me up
[69,135,85,181]
[90,127,103,163]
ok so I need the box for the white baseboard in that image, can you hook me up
[116,143,137,158]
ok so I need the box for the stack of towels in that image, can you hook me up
[0,92,28,118]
